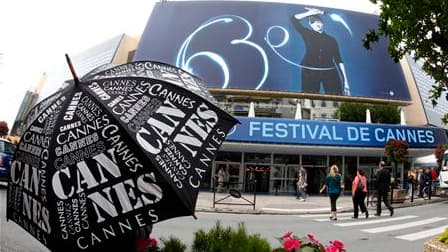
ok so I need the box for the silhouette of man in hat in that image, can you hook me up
[291,7,350,96]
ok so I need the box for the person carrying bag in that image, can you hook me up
[352,169,369,219]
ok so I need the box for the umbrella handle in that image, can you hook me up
[193,214,198,220]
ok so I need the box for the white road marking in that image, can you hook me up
[261,207,342,213]
[315,215,377,222]
[362,217,447,233]
[295,212,352,218]
[335,215,418,227]
[396,225,448,241]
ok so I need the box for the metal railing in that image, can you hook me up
[212,178,257,210]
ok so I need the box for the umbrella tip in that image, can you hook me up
[65,54,79,85]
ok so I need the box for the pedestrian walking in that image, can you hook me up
[352,169,368,219]
[407,169,416,197]
[430,167,438,181]
[224,167,230,190]
[320,165,343,221]
[217,166,226,192]
[430,167,438,194]
[296,166,308,201]
[419,168,431,198]
[375,161,394,217]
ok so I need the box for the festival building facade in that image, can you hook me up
[131,1,448,194]
[23,1,448,194]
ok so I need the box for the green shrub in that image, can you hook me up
[191,229,210,252]
[244,233,271,252]
[438,227,448,244]
[160,236,187,252]
[191,221,271,252]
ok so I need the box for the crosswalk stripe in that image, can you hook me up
[315,215,378,222]
[296,212,353,218]
[362,217,447,233]
[262,207,337,213]
[335,215,418,227]
[396,225,448,241]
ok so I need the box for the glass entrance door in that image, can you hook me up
[214,161,242,191]
[270,164,298,194]
[302,155,327,194]
[244,164,270,193]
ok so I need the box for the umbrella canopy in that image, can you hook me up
[6,60,238,251]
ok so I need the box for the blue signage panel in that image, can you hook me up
[135,1,411,101]
[226,117,448,148]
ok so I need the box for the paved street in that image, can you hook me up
[1,185,447,251]
[153,201,448,252]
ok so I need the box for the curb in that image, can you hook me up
[196,198,448,215]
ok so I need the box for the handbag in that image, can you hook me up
[356,176,365,191]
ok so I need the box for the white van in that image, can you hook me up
[439,150,448,197]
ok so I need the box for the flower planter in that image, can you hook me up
[423,238,448,252]
[388,189,406,203]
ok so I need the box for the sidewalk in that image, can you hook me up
[195,191,448,215]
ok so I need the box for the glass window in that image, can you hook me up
[269,164,298,193]
[0,140,16,154]
[359,156,382,185]
[343,156,358,190]
[321,100,327,107]
[443,158,448,171]
[227,163,242,190]
[329,156,343,168]
[215,151,242,162]
[302,155,327,194]
[273,154,299,164]
[302,155,326,166]
[244,153,271,163]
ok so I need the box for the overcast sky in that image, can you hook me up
[0,0,377,130]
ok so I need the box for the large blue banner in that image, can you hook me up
[226,117,447,148]
[135,1,411,101]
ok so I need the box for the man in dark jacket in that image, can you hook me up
[375,161,394,216]
[419,168,431,198]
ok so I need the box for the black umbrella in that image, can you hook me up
[6,57,238,251]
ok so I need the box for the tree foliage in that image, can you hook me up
[372,104,401,124]
[0,121,9,136]
[364,0,448,123]
[336,102,400,124]
[385,139,409,165]
[335,102,369,122]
